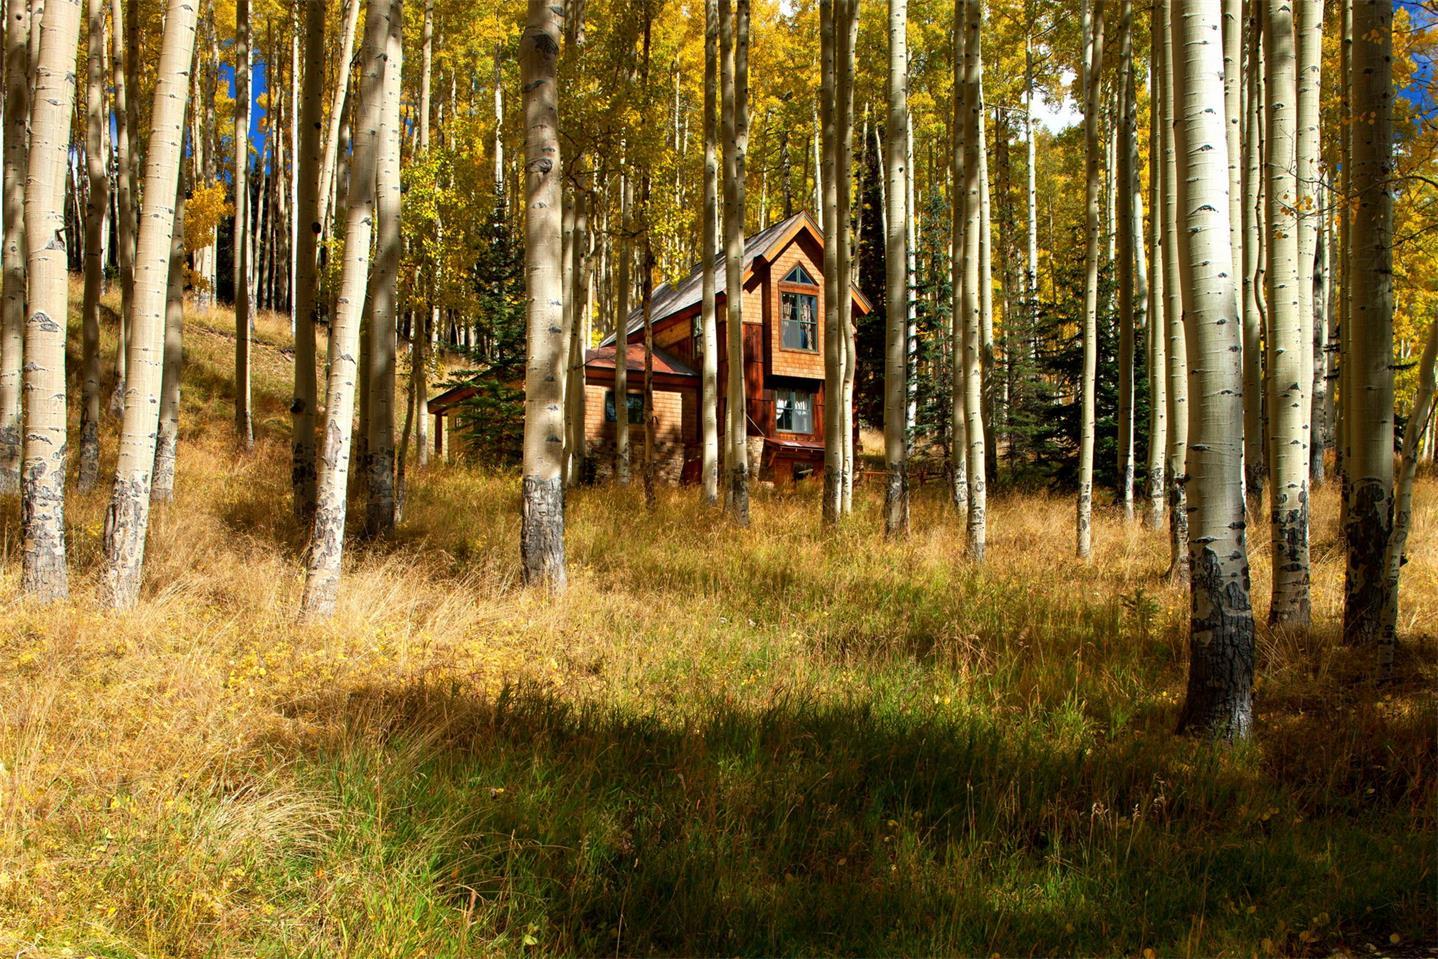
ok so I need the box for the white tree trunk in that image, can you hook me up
[1076,0,1105,559]
[108,0,135,416]
[1159,0,1189,581]
[1115,0,1136,522]
[100,0,199,609]
[883,0,909,537]
[701,0,720,507]
[0,0,29,492]
[20,0,80,601]
[1342,0,1394,661]
[1146,0,1167,530]
[300,0,392,616]
[1295,0,1324,484]
[151,181,186,503]
[820,0,842,522]
[233,0,253,446]
[720,0,751,524]
[960,0,986,558]
[1264,0,1311,626]
[317,0,362,240]
[1171,0,1256,742]
[517,0,568,587]
[363,0,402,536]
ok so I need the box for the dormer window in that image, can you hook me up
[784,264,817,285]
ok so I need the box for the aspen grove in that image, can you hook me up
[0,0,1434,951]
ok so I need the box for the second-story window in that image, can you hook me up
[781,291,818,351]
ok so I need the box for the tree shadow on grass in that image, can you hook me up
[266,680,1435,957]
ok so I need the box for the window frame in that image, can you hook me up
[778,281,820,354]
[604,389,645,425]
[774,387,814,435]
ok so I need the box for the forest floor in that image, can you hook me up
[0,290,1434,958]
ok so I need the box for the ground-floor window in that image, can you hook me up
[605,390,644,424]
[775,388,814,434]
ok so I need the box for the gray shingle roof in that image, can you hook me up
[600,211,816,347]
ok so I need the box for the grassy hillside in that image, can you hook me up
[0,290,1433,957]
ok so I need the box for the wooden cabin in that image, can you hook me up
[584,211,871,484]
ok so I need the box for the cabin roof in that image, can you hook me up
[600,210,872,347]
[584,342,699,378]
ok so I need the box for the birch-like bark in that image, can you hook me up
[78,0,106,490]
[882,0,909,537]
[108,0,134,416]
[1342,0,1394,659]
[316,0,361,240]
[1382,315,1436,651]
[565,187,589,487]
[1171,0,1256,742]
[838,0,857,514]
[233,0,253,446]
[949,3,967,515]
[291,0,325,521]
[1115,0,1136,522]
[363,0,402,537]
[960,0,986,558]
[1264,0,1311,627]
[100,0,198,609]
[1146,41,1167,531]
[1295,0,1323,483]
[1076,0,1105,560]
[1310,221,1328,484]
[300,0,390,617]
[1242,0,1265,507]
[1223,0,1244,324]
[702,0,721,506]
[1024,24,1038,323]
[614,167,630,484]
[151,182,186,503]
[820,0,842,522]
[720,0,751,524]
[20,0,80,601]
[977,75,995,486]
[0,0,29,492]
[1159,0,1189,581]
[517,0,568,587]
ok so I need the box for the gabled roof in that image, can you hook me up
[584,342,698,378]
[600,210,872,347]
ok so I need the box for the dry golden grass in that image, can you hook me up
[0,288,1432,957]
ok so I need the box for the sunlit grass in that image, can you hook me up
[0,286,1432,956]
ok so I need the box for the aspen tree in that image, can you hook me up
[820,0,842,523]
[977,75,995,487]
[1024,20,1038,328]
[720,0,751,525]
[301,0,392,616]
[1264,0,1311,627]
[960,0,986,559]
[1159,0,1189,581]
[364,0,402,537]
[0,0,28,493]
[1077,0,1105,560]
[564,188,589,488]
[291,0,326,521]
[152,183,186,503]
[838,0,857,514]
[1343,0,1394,659]
[109,0,135,417]
[1171,0,1256,742]
[78,0,107,490]
[1223,0,1243,316]
[949,4,967,516]
[1242,0,1265,506]
[701,0,720,506]
[317,0,362,240]
[1294,0,1323,483]
[1383,315,1436,649]
[614,167,630,485]
[1146,13,1167,532]
[410,0,433,472]
[234,0,253,446]
[100,0,198,608]
[516,0,568,587]
[883,0,909,537]
[1115,0,1136,523]
[20,0,81,601]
